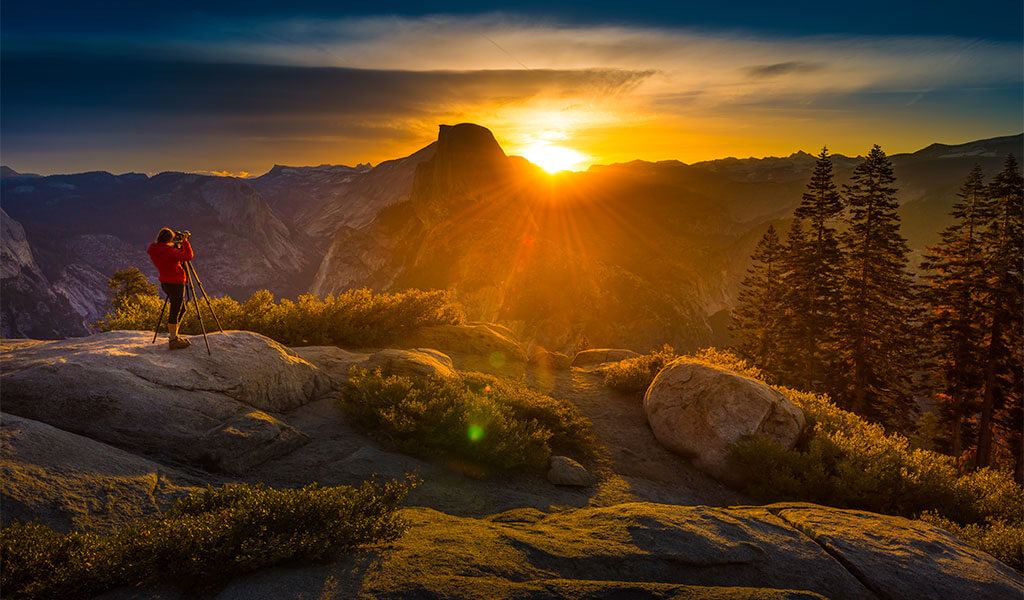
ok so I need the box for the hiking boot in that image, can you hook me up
[168,336,191,350]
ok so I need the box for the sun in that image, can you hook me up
[520,144,587,174]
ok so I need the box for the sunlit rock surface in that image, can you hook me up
[0,331,329,473]
[359,348,458,379]
[571,348,641,367]
[403,322,527,363]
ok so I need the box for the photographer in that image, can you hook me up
[147,228,194,349]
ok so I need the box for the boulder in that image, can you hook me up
[290,345,369,385]
[547,456,593,487]
[360,348,457,379]
[0,331,323,474]
[571,348,640,367]
[1,413,199,532]
[405,322,527,362]
[643,360,804,483]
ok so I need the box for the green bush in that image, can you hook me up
[1,478,414,600]
[340,368,597,471]
[97,285,465,347]
[602,344,676,393]
[696,347,1023,570]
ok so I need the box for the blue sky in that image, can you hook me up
[2,1,1021,174]
[5,1,1022,39]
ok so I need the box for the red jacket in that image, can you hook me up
[147,241,194,284]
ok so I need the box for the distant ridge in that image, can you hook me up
[1,166,41,179]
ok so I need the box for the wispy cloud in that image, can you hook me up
[744,61,825,79]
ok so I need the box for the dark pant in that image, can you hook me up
[162,283,186,324]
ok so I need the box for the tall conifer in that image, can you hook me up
[731,225,786,372]
[836,145,916,425]
[919,166,991,459]
[777,218,812,386]
[782,148,845,391]
[975,155,1023,469]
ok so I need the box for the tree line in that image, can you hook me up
[730,146,1023,482]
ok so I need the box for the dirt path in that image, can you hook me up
[542,366,748,507]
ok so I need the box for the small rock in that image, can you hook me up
[547,456,593,487]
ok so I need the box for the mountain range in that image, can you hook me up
[2,127,1021,349]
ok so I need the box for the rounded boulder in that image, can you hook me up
[643,360,805,485]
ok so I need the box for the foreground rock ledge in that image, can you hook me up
[1,412,200,532]
[0,331,330,474]
[100,502,1022,600]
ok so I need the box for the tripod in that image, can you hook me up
[151,260,224,355]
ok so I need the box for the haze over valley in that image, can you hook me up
[2,125,1019,351]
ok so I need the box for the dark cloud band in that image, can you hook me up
[1,48,652,129]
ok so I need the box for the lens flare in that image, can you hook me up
[488,351,507,368]
[467,424,484,441]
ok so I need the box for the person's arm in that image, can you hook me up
[166,240,194,262]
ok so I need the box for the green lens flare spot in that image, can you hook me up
[467,424,484,442]
[488,351,506,368]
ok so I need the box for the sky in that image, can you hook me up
[2,1,1022,175]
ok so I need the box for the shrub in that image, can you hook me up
[97,283,465,347]
[670,349,1024,570]
[0,478,414,600]
[918,512,1023,571]
[340,368,597,471]
[462,372,599,460]
[602,344,676,394]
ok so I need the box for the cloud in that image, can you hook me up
[744,61,824,79]
[2,50,652,127]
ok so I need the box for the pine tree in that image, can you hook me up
[731,225,786,372]
[919,166,992,460]
[108,267,159,311]
[836,145,917,426]
[781,148,845,391]
[975,155,1023,470]
[777,218,812,386]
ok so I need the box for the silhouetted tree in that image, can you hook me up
[919,166,991,460]
[731,225,786,372]
[779,148,845,391]
[975,155,1023,470]
[835,145,917,426]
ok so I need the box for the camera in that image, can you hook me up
[173,230,191,241]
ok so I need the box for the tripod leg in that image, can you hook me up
[152,297,168,343]
[186,264,211,355]
[187,261,224,332]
